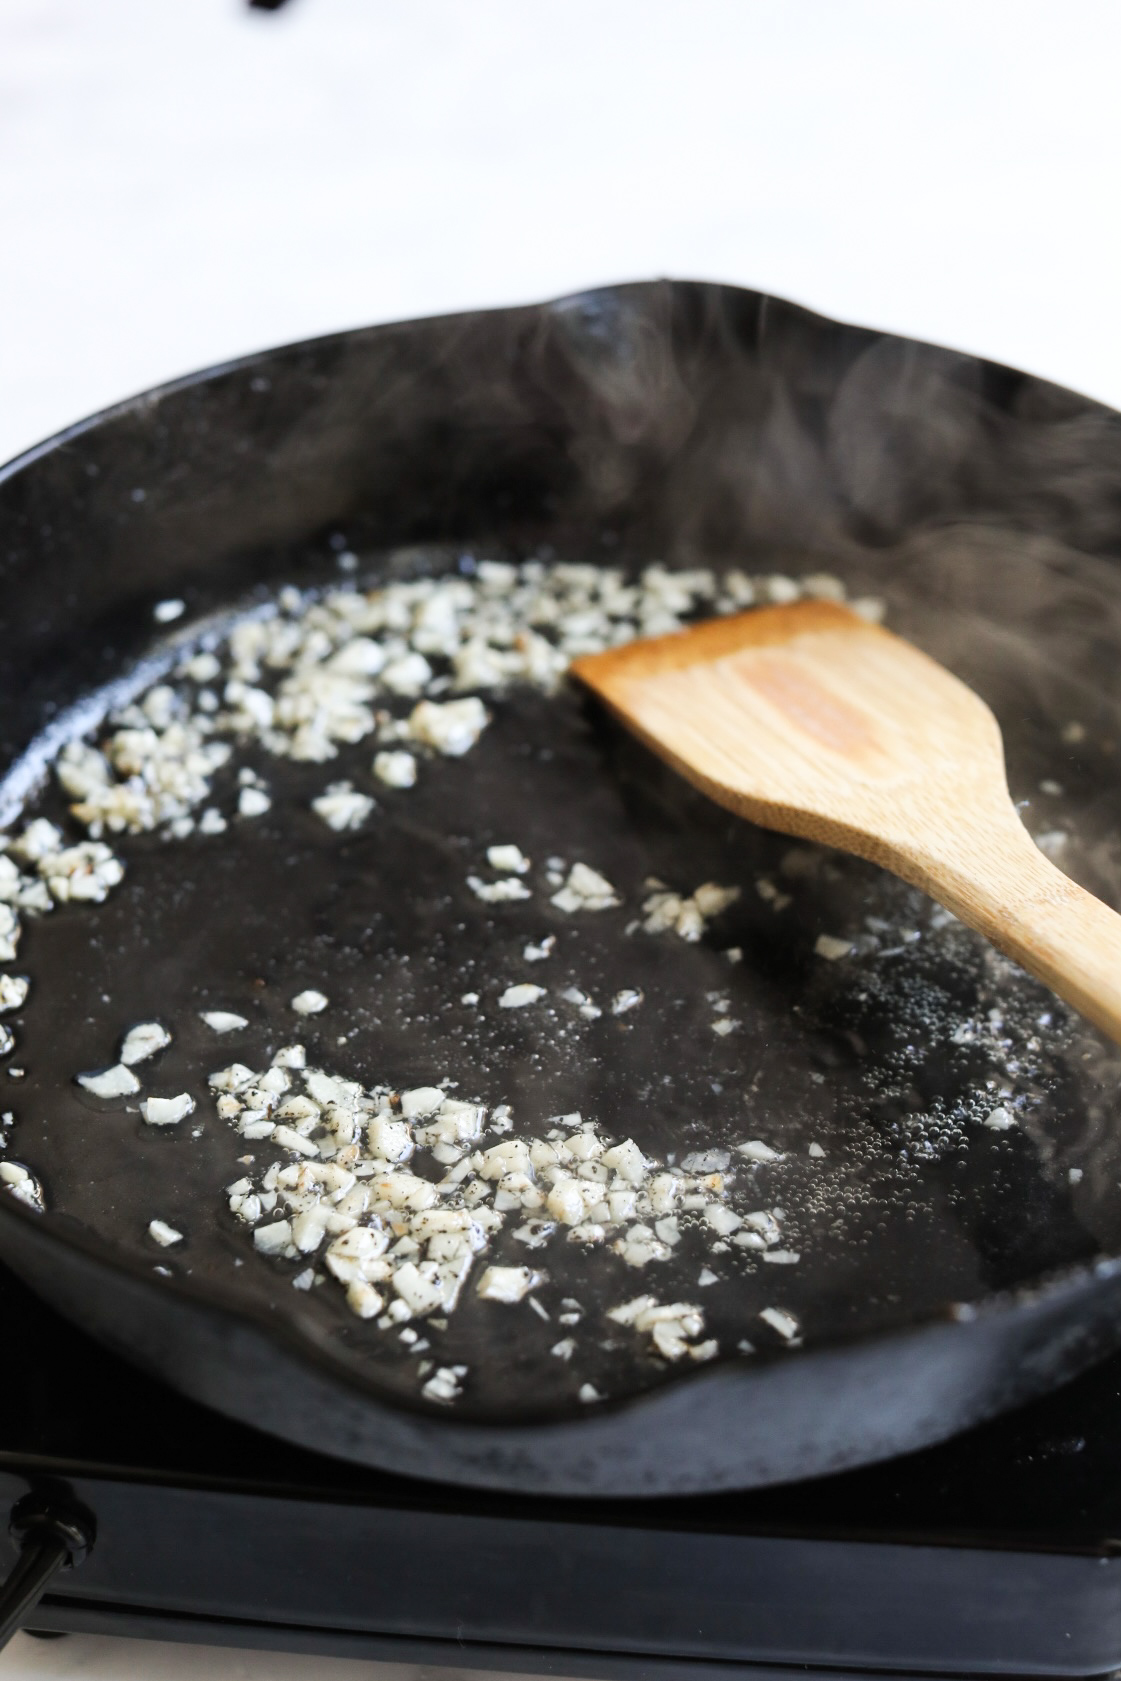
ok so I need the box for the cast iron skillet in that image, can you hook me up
[2,280,1121,1498]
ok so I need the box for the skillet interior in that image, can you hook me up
[3,280,1121,1493]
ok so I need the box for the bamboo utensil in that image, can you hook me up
[572,600,1121,1046]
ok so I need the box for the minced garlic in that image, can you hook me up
[0,976,29,1013]
[148,1219,183,1246]
[141,1093,196,1126]
[120,1022,171,1065]
[77,1064,140,1099]
[291,990,328,1015]
[498,983,546,1009]
[200,1010,248,1033]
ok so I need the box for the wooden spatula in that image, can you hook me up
[572,600,1121,1046]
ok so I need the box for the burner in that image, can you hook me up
[1,1262,1118,1675]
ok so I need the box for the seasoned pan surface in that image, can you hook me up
[2,280,1121,1494]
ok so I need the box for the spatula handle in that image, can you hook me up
[914,820,1121,1047]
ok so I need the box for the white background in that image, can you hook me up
[2,0,1120,1674]
[4,0,1121,471]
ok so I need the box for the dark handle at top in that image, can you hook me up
[0,1497,94,1653]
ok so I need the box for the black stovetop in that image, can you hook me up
[2,1259,1120,1677]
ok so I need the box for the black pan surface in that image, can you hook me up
[2,280,1121,1496]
